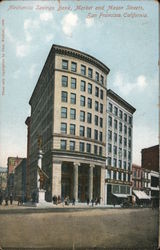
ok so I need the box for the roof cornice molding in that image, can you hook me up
[52,44,110,75]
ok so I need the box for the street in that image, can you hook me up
[0,206,158,249]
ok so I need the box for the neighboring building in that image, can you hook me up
[105,90,136,205]
[141,167,151,196]
[132,164,142,190]
[0,167,7,192]
[149,170,159,202]
[28,44,110,202]
[14,159,27,202]
[25,116,31,200]
[7,157,23,195]
[141,145,159,172]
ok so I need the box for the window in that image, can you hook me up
[114,106,118,116]
[70,93,76,104]
[61,107,67,118]
[88,68,93,78]
[108,157,111,166]
[61,140,66,150]
[99,147,102,156]
[129,116,132,125]
[114,133,117,143]
[113,145,117,155]
[81,80,86,91]
[88,83,92,94]
[108,143,112,153]
[95,115,98,126]
[70,141,75,151]
[100,75,104,85]
[95,101,99,111]
[128,151,131,160]
[123,161,126,170]
[108,130,112,140]
[87,112,92,123]
[114,119,117,129]
[80,126,85,137]
[124,138,127,147]
[88,98,92,108]
[71,78,76,89]
[87,127,91,138]
[119,110,123,119]
[113,171,116,180]
[124,113,127,122]
[118,160,122,168]
[109,103,112,112]
[81,65,86,75]
[99,132,103,142]
[80,142,85,152]
[80,111,85,122]
[128,128,132,137]
[128,162,131,171]
[62,60,68,70]
[119,148,122,158]
[108,116,112,127]
[119,135,122,144]
[61,91,68,102]
[70,108,76,119]
[95,72,99,81]
[123,149,127,158]
[119,122,122,132]
[86,143,91,153]
[94,130,98,140]
[70,124,75,135]
[61,123,67,134]
[107,170,111,179]
[128,139,131,148]
[95,87,99,97]
[94,145,98,154]
[71,62,77,72]
[80,96,85,106]
[100,103,103,113]
[124,173,126,182]
[118,172,121,180]
[62,76,68,87]
[100,118,103,128]
[100,89,103,100]
[124,125,127,134]
[113,158,117,167]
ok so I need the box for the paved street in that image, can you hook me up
[0,206,158,250]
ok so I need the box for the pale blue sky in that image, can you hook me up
[0,0,159,167]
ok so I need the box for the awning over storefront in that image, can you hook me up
[133,190,151,200]
[113,193,128,198]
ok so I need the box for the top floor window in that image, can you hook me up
[114,106,118,116]
[129,116,132,125]
[119,110,123,119]
[71,62,77,72]
[81,65,86,75]
[95,72,99,82]
[88,68,93,78]
[124,113,127,122]
[62,60,68,70]
[100,75,104,85]
[108,103,112,112]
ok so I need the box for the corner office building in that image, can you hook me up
[105,90,136,205]
[28,45,110,202]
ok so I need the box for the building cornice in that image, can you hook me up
[52,44,110,75]
[107,89,136,114]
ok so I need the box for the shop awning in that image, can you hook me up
[133,190,151,200]
[113,193,128,198]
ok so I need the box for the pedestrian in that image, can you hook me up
[10,193,13,205]
[57,195,61,204]
[55,195,58,205]
[5,195,8,206]
[72,197,75,205]
[0,191,3,205]
[91,198,94,207]
[87,197,89,205]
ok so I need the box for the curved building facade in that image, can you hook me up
[29,45,110,202]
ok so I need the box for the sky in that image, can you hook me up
[0,0,159,168]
